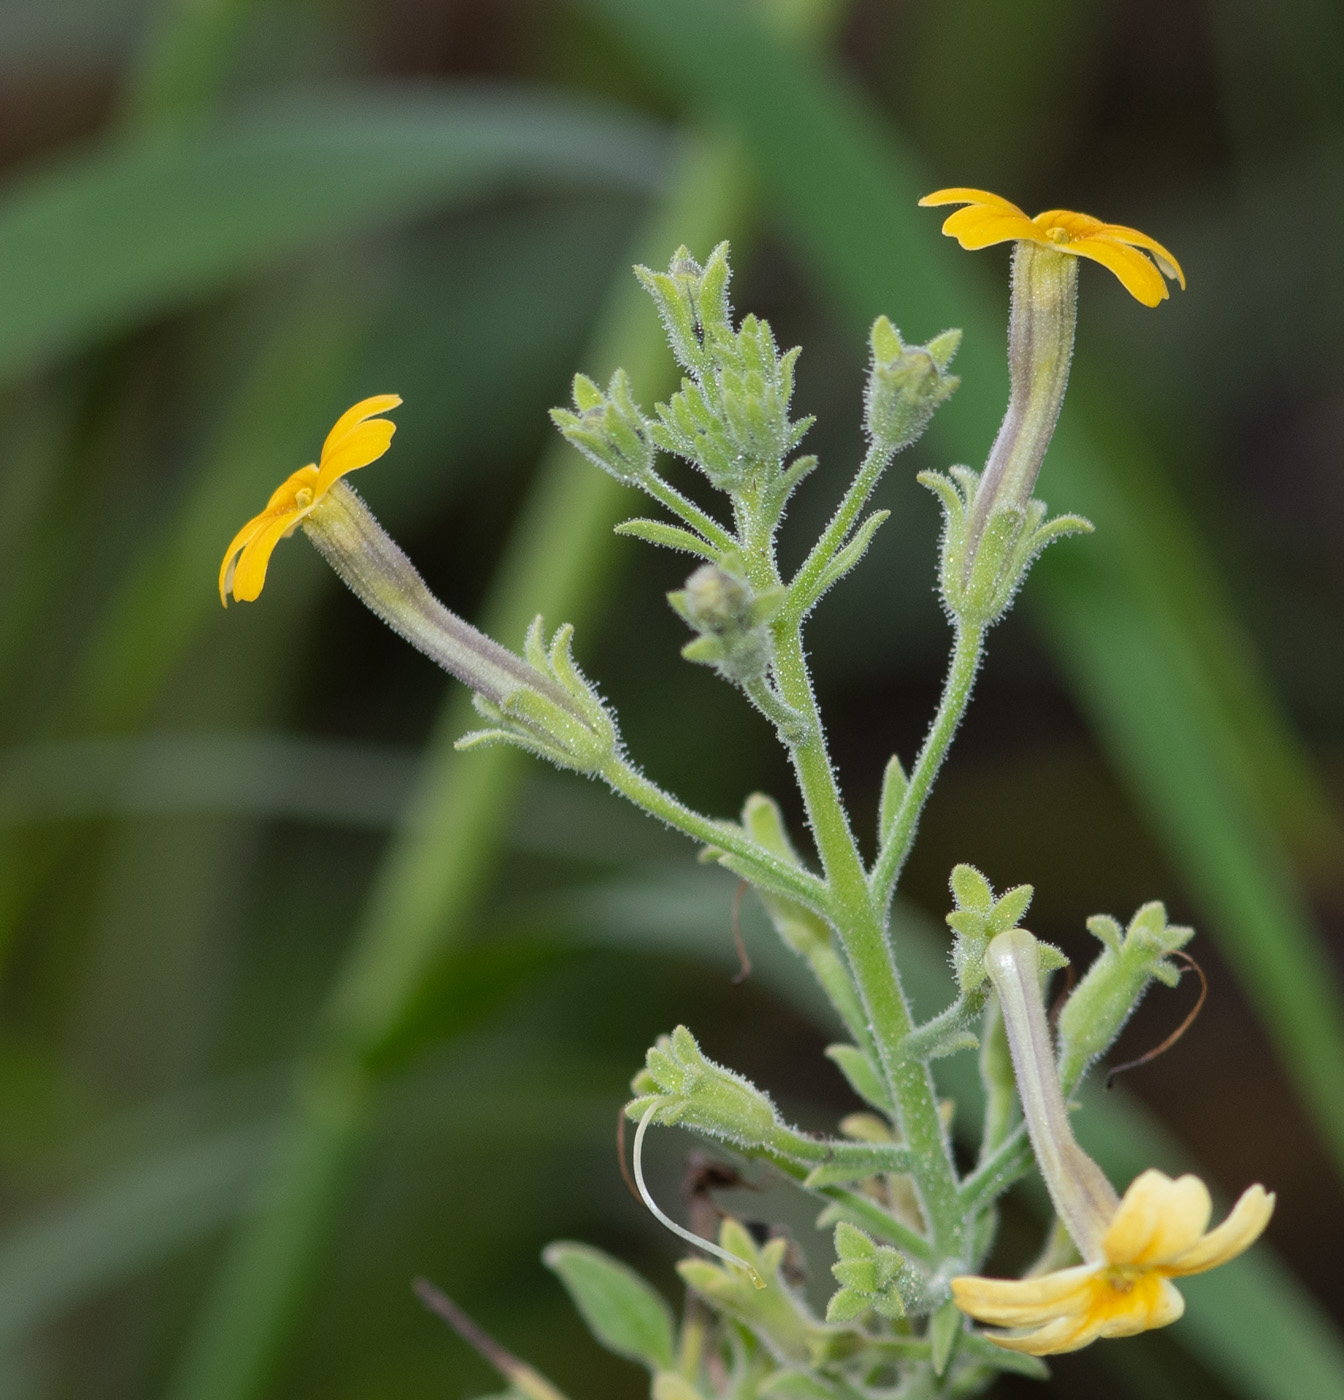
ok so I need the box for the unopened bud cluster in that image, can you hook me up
[549,369,654,483]
[668,562,783,684]
[865,317,961,455]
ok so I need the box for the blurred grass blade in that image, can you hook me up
[0,85,668,381]
[575,0,1344,1178]
[0,735,417,830]
[0,1121,273,1353]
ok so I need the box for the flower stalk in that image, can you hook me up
[304,481,577,714]
[966,243,1077,559]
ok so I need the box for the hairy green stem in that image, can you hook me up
[601,757,831,914]
[640,471,736,554]
[784,439,892,621]
[768,620,964,1258]
[871,622,984,909]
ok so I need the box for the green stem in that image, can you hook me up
[783,440,892,621]
[804,941,876,1057]
[601,756,831,915]
[768,621,964,1258]
[871,622,984,910]
[640,470,737,554]
[742,676,808,744]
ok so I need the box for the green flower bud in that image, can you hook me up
[549,369,654,483]
[634,242,732,376]
[943,863,1036,993]
[626,1026,780,1148]
[864,316,960,454]
[826,1222,924,1323]
[1056,902,1194,1090]
[668,563,783,686]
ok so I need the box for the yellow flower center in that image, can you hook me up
[1101,1264,1143,1295]
[293,486,314,511]
[1046,226,1071,245]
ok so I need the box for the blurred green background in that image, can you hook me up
[0,0,1341,1396]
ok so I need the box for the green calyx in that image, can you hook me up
[864,317,961,455]
[1057,901,1195,1088]
[920,467,1092,629]
[944,863,1039,993]
[628,1026,780,1147]
[456,615,618,774]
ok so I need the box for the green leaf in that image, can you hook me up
[542,1241,675,1371]
[876,755,907,845]
[0,86,667,380]
[614,517,720,559]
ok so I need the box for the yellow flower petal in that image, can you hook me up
[1164,1184,1275,1277]
[1066,238,1170,306]
[985,1313,1099,1355]
[230,509,303,603]
[1104,1170,1211,1267]
[983,1273,1184,1356]
[313,418,397,495]
[220,513,273,606]
[920,188,1184,306]
[219,396,401,605]
[951,1265,1095,1327]
[919,188,1029,218]
[1096,223,1186,288]
[320,393,403,464]
[1032,209,1108,241]
[940,206,1044,251]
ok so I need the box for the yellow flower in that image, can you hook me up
[219,394,401,605]
[919,188,1185,307]
[952,1169,1274,1355]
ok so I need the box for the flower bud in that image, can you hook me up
[627,1025,780,1148]
[826,1221,921,1322]
[668,563,783,685]
[549,369,654,483]
[1056,902,1194,1090]
[863,317,960,454]
[634,242,732,376]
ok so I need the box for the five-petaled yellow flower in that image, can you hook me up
[919,188,1185,307]
[952,1168,1274,1355]
[219,394,401,605]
